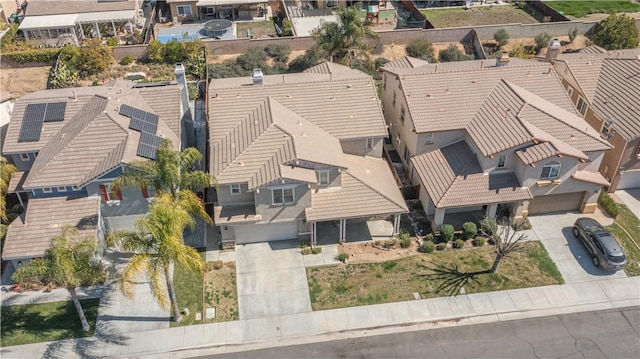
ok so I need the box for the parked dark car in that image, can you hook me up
[572,218,626,271]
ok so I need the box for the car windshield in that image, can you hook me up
[608,254,626,263]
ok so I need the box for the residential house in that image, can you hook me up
[381,55,612,229]
[0,0,19,25]
[552,46,640,191]
[1,91,14,145]
[1,65,192,268]
[209,62,408,246]
[18,0,143,46]
[166,0,271,22]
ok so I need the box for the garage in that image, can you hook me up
[234,222,298,244]
[616,169,640,190]
[527,192,585,215]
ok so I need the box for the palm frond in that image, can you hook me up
[111,160,158,191]
[117,254,151,300]
[180,171,211,191]
[176,190,211,224]
[178,147,203,171]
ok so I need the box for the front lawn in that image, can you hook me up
[606,204,640,277]
[544,1,640,18]
[422,6,539,28]
[0,299,100,347]
[172,256,238,327]
[307,241,562,310]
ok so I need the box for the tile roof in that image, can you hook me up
[25,0,137,16]
[211,96,346,189]
[213,204,261,224]
[411,141,532,208]
[572,170,610,186]
[2,196,100,260]
[303,62,372,79]
[209,65,386,142]
[382,56,430,69]
[515,142,557,165]
[3,81,182,188]
[7,171,27,193]
[1,91,14,103]
[305,155,408,221]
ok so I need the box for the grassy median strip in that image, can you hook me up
[606,204,640,277]
[544,1,640,18]
[307,241,562,311]
[1,298,100,347]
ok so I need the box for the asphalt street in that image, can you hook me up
[201,306,640,359]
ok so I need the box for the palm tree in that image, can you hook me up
[107,194,204,322]
[1,156,18,223]
[311,5,379,66]
[12,226,106,331]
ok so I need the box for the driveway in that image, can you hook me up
[528,212,627,284]
[235,240,312,320]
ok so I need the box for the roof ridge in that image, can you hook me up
[434,148,477,207]
[344,169,406,211]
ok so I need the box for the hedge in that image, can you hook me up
[598,191,619,218]
[3,48,61,64]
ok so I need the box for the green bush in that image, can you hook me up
[311,247,322,254]
[3,48,61,64]
[236,47,268,71]
[288,48,321,73]
[453,239,466,249]
[405,38,435,61]
[439,224,455,242]
[436,243,447,251]
[480,217,498,236]
[400,237,412,249]
[205,260,224,271]
[472,237,486,247]
[421,241,435,253]
[568,27,579,43]
[119,55,134,65]
[493,29,510,48]
[106,36,120,47]
[301,247,313,255]
[462,222,477,240]
[424,233,435,243]
[592,13,639,50]
[534,32,551,53]
[438,43,473,62]
[598,191,619,218]
[337,252,349,263]
[264,43,291,63]
[374,57,390,69]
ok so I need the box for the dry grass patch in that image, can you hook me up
[308,241,562,310]
[422,6,539,28]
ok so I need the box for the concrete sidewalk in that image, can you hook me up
[3,276,638,359]
[0,286,104,307]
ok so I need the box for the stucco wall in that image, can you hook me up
[10,152,36,172]
[254,182,310,223]
[217,183,254,205]
[340,137,383,157]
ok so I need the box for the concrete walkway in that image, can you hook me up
[3,276,638,358]
[0,286,104,307]
[615,189,640,218]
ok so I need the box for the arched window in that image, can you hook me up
[541,161,561,179]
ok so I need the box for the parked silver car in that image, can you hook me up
[572,218,626,271]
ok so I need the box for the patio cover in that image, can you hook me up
[76,10,136,23]
[196,0,256,6]
[19,14,77,30]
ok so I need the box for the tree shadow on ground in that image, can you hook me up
[420,262,491,297]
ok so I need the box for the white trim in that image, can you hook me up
[497,154,507,168]
[576,96,588,115]
[19,153,30,161]
[72,185,81,191]
[229,183,241,195]
[541,162,561,179]
[57,186,67,192]
[176,4,192,16]
[365,138,374,150]
[424,132,434,144]
[318,170,330,185]
[271,187,295,205]
[567,86,573,98]
[42,187,53,193]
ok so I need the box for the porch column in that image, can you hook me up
[393,214,400,236]
[16,192,25,208]
[111,20,117,37]
[433,208,445,230]
[339,219,346,243]
[311,222,317,246]
[486,203,498,219]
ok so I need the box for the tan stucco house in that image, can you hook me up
[209,62,408,246]
[380,55,612,229]
[552,46,640,191]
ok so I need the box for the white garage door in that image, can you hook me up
[234,222,298,244]
[527,192,585,215]
[617,169,640,190]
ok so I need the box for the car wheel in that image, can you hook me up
[592,256,600,267]
[572,227,579,238]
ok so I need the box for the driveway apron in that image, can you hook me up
[528,213,627,284]
[235,241,312,320]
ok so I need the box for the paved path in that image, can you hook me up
[3,276,638,359]
[615,189,640,218]
[0,286,104,307]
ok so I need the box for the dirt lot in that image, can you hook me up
[1,66,50,97]
[339,239,422,264]
[203,261,238,323]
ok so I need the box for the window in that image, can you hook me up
[141,183,156,199]
[205,7,215,15]
[20,153,30,161]
[497,154,507,168]
[57,186,66,192]
[42,187,52,193]
[602,120,613,137]
[326,0,338,7]
[272,188,294,205]
[567,87,573,98]
[404,146,411,164]
[541,162,561,179]
[72,186,81,191]
[99,184,122,202]
[400,106,406,125]
[392,91,397,108]
[176,5,192,16]
[365,138,374,149]
[318,171,330,185]
[576,97,588,115]
[230,184,241,195]
[424,133,434,144]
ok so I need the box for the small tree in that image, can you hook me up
[479,217,527,273]
[493,29,510,48]
[462,222,477,240]
[534,32,551,53]
[568,27,579,43]
[288,48,322,73]
[438,44,472,62]
[12,227,106,331]
[592,13,639,50]
[509,43,535,59]
[405,39,435,62]
[439,224,455,242]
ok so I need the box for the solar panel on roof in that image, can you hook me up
[119,104,135,117]
[137,133,163,159]
[18,103,46,142]
[43,102,66,122]
[119,104,159,134]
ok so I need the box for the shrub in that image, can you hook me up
[311,247,322,254]
[405,38,435,61]
[534,32,551,53]
[509,43,536,59]
[147,40,165,63]
[236,47,268,71]
[373,42,384,55]
[107,36,120,47]
[3,48,61,63]
[60,39,112,77]
[264,43,291,63]
[436,243,447,251]
[120,55,134,65]
[598,191,619,218]
[453,239,466,249]
[421,241,435,253]
[439,224,455,242]
[400,236,412,249]
[568,27,579,43]
[480,217,498,236]
[374,57,390,69]
[337,252,349,263]
[438,43,472,62]
[424,233,435,243]
[288,48,321,73]
[493,29,509,48]
[592,13,639,50]
[462,222,477,240]
[301,247,313,255]
[472,237,486,247]
[205,260,224,271]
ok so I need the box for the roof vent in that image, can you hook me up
[545,38,562,62]
[496,52,510,67]
[252,68,264,85]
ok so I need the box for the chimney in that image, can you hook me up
[252,68,264,85]
[496,52,510,67]
[545,38,562,62]
[174,63,190,119]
